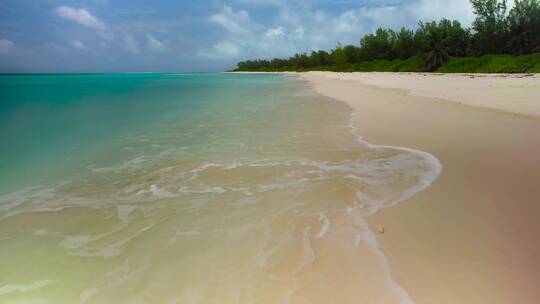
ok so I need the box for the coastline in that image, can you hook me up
[299,72,540,303]
[303,72,540,117]
[227,71,540,116]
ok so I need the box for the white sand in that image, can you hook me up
[306,71,540,117]
[300,71,540,304]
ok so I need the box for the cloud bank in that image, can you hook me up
[202,0,476,62]
[0,0,486,72]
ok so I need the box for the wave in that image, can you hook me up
[0,74,442,304]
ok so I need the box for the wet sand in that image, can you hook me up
[0,73,442,303]
[301,72,540,304]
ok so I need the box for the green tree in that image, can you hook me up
[289,53,310,68]
[417,21,451,71]
[234,0,540,72]
[507,0,540,54]
[359,28,395,60]
[392,28,419,59]
[318,50,333,65]
[332,44,347,64]
[343,45,360,63]
[470,0,509,54]
[308,51,322,67]
[439,19,471,57]
[270,58,287,69]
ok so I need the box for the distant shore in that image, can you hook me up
[298,71,540,303]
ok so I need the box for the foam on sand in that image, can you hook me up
[0,73,444,304]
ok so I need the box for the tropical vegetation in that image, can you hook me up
[234,0,540,73]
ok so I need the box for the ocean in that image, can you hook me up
[0,73,440,303]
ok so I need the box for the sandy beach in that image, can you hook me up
[300,72,540,304]
[2,72,539,303]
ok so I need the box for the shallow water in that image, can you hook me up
[0,73,440,303]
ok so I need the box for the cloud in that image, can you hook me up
[214,41,241,57]
[122,35,139,53]
[265,27,285,39]
[46,42,68,52]
[202,5,356,60]
[0,39,15,54]
[412,0,475,25]
[209,6,254,36]
[55,6,106,30]
[99,31,115,41]
[198,41,238,59]
[146,34,165,51]
[202,0,483,63]
[71,40,87,50]
[1,0,490,72]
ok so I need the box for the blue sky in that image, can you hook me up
[0,0,479,72]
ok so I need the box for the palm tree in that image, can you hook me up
[418,21,451,71]
[422,47,450,71]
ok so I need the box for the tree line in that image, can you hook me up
[235,0,540,72]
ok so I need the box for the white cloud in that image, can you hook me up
[202,0,485,63]
[122,35,139,54]
[0,39,14,54]
[71,40,87,50]
[203,6,285,59]
[198,41,241,59]
[46,42,68,52]
[55,6,106,30]
[236,0,287,5]
[99,31,115,41]
[411,0,475,26]
[146,34,165,51]
[209,6,254,36]
[265,27,285,39]
[293,27,305,40]
[213,41,241,57]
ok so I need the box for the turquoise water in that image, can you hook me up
[0,73,440,303]
[0,73,293,193]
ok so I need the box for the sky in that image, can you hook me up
[0,0,480,73]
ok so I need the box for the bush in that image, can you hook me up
[436,53,540,73]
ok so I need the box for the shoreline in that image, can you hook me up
[227,71,540,118]
[299,71,540,303]
[304,71,540,118]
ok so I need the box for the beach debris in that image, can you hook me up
[376,226,385,234]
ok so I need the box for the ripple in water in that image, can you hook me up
[0,73,440,304]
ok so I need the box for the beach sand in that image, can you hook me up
[300,72,540,304]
